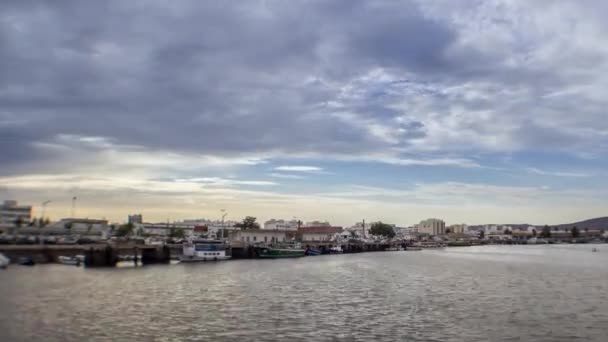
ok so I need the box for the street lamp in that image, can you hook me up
[71,196,77,218]
[39,200,51,227]
[220,209,227,240]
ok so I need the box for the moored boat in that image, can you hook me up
[180,239,231,262]
[254,246,305,259]
[18,257,35,266]
[305,247,322,256]
[329,246,343,254]
[0,253,9,269]
[58,255,83,266]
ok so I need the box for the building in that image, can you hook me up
[231,229,288,244]
[448,224,467,234]
[128,214,143,225]
[417,218,446,236]
[18,218,110,238]
[297,226,343,242]
[347,222,369,238]
[263,219,300,231]
[0,200,32,228]
[303,220,331,227]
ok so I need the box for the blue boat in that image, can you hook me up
[305,247,322,256]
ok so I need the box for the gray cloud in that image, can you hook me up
[1,0,607,176]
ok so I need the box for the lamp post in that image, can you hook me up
[221,209,227,240]
[40,200,51,226]
[71,196,77,218]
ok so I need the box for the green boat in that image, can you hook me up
[254,246,306,259]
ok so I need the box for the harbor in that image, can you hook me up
[1,244,607,341]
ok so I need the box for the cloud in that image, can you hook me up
[274,166,323,172]
[526,168,589,178]
[268,173,305,179]
[174,177,278,187]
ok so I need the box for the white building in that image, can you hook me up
[303,220,331,227]
[347,222,369,238]
[263,219,300,231]
[1,200,32,228]
[417,218,446,236]
[297,226,343,242]
[231,229,288,244]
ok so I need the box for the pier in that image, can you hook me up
[0,244,171,267]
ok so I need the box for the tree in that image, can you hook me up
[504,229,512,235]
[479,230,485,239]
[170,228,185,239]
[64,221,73,230]
[116,222,134,237]
[28,219,36,227]
[14,216,24,228]
[532,229,537,237]
[571,226,580,238]
[239,216,260,230]
[369,222,396,238]
[445,228,452,234]
[540,225,551,238]
[584,227,589,234]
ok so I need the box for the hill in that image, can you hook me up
[468,217,608,230]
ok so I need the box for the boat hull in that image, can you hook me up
[255,247,305,258]
[179,255,231,262]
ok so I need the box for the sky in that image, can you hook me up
[1,0,607,226]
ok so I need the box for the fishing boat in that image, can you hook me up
[58,255,84,266]
[179,239,231,262]
[254,245,305,259]
[0,253,9,269]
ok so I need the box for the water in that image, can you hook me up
[1,245,607,341]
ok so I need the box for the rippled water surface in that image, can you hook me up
[1,244,608,341]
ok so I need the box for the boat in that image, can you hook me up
[58,255,84,266]
[254,245,306,259]
[18,257,35,266]
[305,247,322,256]
[329,246,343,254]
[179,239,231,262]
[0,253,9,269]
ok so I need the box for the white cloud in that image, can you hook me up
[274,166,323,172]
[268,173,305,179]
[526,168,590,178]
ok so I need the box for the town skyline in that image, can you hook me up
[2,1,608,225]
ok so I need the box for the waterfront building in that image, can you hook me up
[303,220,331,227]
[417,218,446,236]
[231,229,288,244]
[18,218,110,238]
[448,224,467,234]
[263,219,300,230]
[348,222,368,238]
[128,214,143,225]
[297,226,343,242]
[0,200,32,228]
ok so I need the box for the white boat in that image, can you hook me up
[0,253,9,269]
[58,255,84,266]
[329,246,343,254]
[179,239,231,262]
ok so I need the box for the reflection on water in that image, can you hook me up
[1,245,607,341]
